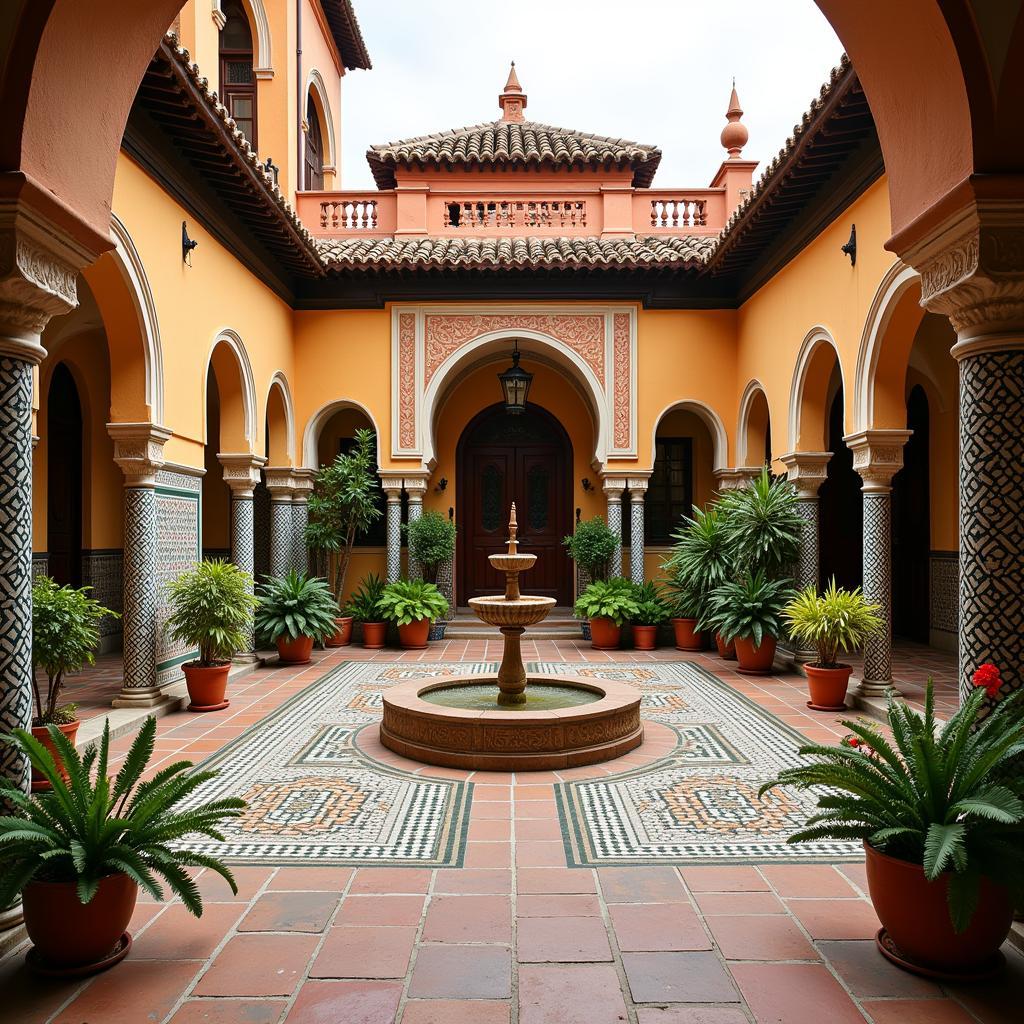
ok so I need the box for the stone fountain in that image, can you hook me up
[379,505,643,770]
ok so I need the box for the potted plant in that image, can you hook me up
[166,559,256,712]
[255,570,340,664]
[304,428,382,646]
[760,677,1024,979]
[784,579,883,711]
[378,579,450,649]
[0,717,244,973]
[406,510,456,640]
[574,577,640,650]
[717,467,802,578]
[346,572,388,649]
[631,581,669,651]
[30,577,117,790]
[564,515,619,639]
[701,571,794,674]
[662,570,704,651]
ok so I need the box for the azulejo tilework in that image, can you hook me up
[538,662,864,866]
[177,661,492,866]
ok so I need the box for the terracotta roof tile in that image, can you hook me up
[320,0,372,71]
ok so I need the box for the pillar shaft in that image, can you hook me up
[265,468,295,579]
[405,478,428,582]
[627,477,648,585]
[219,454,263,658]
[602,478,626,579]
[291,470,314,576]
[381,479,404,583]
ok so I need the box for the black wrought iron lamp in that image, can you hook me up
[498,341,533,415]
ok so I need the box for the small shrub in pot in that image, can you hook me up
[255,570,340,665]
[574,577,640,650]
[631,581,669,651]
[378,579,450,649]
[701,571,794,674]
[345,572,388,648]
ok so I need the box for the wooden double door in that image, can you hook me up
[458,404,572,605]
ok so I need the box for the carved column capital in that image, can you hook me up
[290,468,316,504]
[779,451,831,499]
[107,422,173,487]
[218,452,266,497]
[844,430,912,492]
[714,467,758,491]
[403,476,429,501]
[602,476,627,501]
[380,477,404,501]
[264,466,296,499]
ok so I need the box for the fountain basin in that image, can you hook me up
[380,675,643,770]
[468,594,556,628]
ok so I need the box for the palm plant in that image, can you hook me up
[784,579,883,668]
[574,577,641,626]
[759,683,1024,931]
[255,571,340,644]
[0,717,244,914]
[700,570,794,645]
[345,572,387,623]
[377,579,449,625]
[661,504,732,619]
[718,467,802,578]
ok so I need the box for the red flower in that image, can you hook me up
[843,736,860,748]
[972,663,1002,700]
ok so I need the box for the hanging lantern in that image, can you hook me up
[497,341,533,414]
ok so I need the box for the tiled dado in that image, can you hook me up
[81,548,124,649]
[929,550,957,651]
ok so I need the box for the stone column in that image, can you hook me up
[218,454,264,660]
[714,467,759,492]
[627,477,649,585]
[602,477,626,578]
[109,422,174,708]
[846,431,911,697]
[264,468,295,578]
[404,477,428,581]
[381,477,404,583]
[291,470,315,575]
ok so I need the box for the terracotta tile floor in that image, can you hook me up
[6,643,1019,1024]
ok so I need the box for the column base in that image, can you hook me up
[111,686,174,710]
[855,678,899,699]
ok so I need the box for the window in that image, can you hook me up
[219,0,257,147]
[645,437,694,544]
[304,94,325,190]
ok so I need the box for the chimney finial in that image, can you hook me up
[720,82,748,159]
[499,62,527,123]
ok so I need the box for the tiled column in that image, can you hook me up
[264,468,295,579]
[218,454,264,660]
[109,422,174,708]
[846,431,911,697]
[291,470,315,576]
[405,477,428,582]
[381,477,404,583]
[602,477,626,578]
[627,476,648,585]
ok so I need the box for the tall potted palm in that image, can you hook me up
[304,428,381,646]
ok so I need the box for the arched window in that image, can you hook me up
[219,0,257,147]
[304,93,324,190]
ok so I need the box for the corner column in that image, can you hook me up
[264,467,295,579]
[627,477,648,585]
[291,470,315,575]
[381,477,404,583]
[846,431,911,697]
[218,454,264,659]
[602,477,626,578]
[405,477,428,581]
[109,422,175,708]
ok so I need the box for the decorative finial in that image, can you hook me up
[507,503,519,555]
[499,62,527,123]
[720,82,748,159]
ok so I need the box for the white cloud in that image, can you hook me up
[340,0,842,190]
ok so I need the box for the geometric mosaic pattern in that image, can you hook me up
[860,491,893,687]
[270,500,292,578]
[122,486,158,692]
[407,500,423,581]
[629,496,645,585]
[231,495,256,653]
[541,662,864,865]
[794,498,819,591]
[291,501,309,575]
[929,551,958,637]
[385,498,402,583]
[606,496,623,578]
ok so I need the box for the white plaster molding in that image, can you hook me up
[779,450,831,498]
[205,328,258,450]
[107,421,173,487]
[650,399,729,472]
[736,378,770,467]
[301,397,382,468]
[787,325,844,452]
[305,68,337,178]
[212,0,273,77]
[844,429,913,492]
[218,451,266,495]
[264,465,296,498]
[266,370,297,466]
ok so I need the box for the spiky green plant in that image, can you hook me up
[344,572,387,623]
[255,571,340,644]
[631,581,670,627]
[377,579,450,626]
[700,571,794,645]
[718,467,802,578]
[0,717,244,914]
[661,504,732,620]
[574,577,640,626]
[760,683,1024,932]
[784,579,883,668]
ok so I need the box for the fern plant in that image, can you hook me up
[378,579,449,625]
[0,717,244,914]
[784,579,883,668]
[760,683,1024,932]
[574,577,640,626]
[255,571,340,644]
[700,571,794,645]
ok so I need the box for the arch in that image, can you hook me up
[265,371,296,465]
[853,262,925,432]
[305,68,337,174]
[736,379,771,468]
[302,398,382,469]
[422,331,606,469]
[213,0,273,77]
[650,400,728,472]
[788,326,845,452]
[203,329,257,450]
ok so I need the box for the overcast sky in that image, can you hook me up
[340,0,842,190]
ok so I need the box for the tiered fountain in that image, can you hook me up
[380,505,643,770]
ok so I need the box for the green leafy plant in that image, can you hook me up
[304,428,382,603]
[661,570,702,619]
[255,571,340,644]
[345,572,387,623]
[563,516,618,583]
[32,577,118,726]
[406,510,456,585]
[759,682,1024,932]
[0,717,244,914]
[784,579,883,668]
[165,560,257,667]
[718,467,802,578]
[574,577,640,626]
[378,579,450,626]
[660,504,732,620]
[701,571,795,645]
[631,581,670,627]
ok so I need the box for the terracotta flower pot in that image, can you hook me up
[30,719,80,792]
[398,617,431,649]
[734,634,777,674]
[805,663,852,711]
[362,621,387,649]
[671,617,702,651]
[589,617,621,650]
[864,841,1013,975]
[182,662,230,712]
[633,624,658,651]
[276,635,314,664]
[23,873,138,969]
[715,632,737,659]
[325,616,353,648]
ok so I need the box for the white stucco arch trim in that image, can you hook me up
[266,370,297,465]
[736,378,770,467]
[212,0,273,78]
[852,261,921,433]
[204,328,258,450]
[108,214,165,424]
[305,68,337,174]
[650,400,729,472]
[302,398,382,469]
[787,325,844,452]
